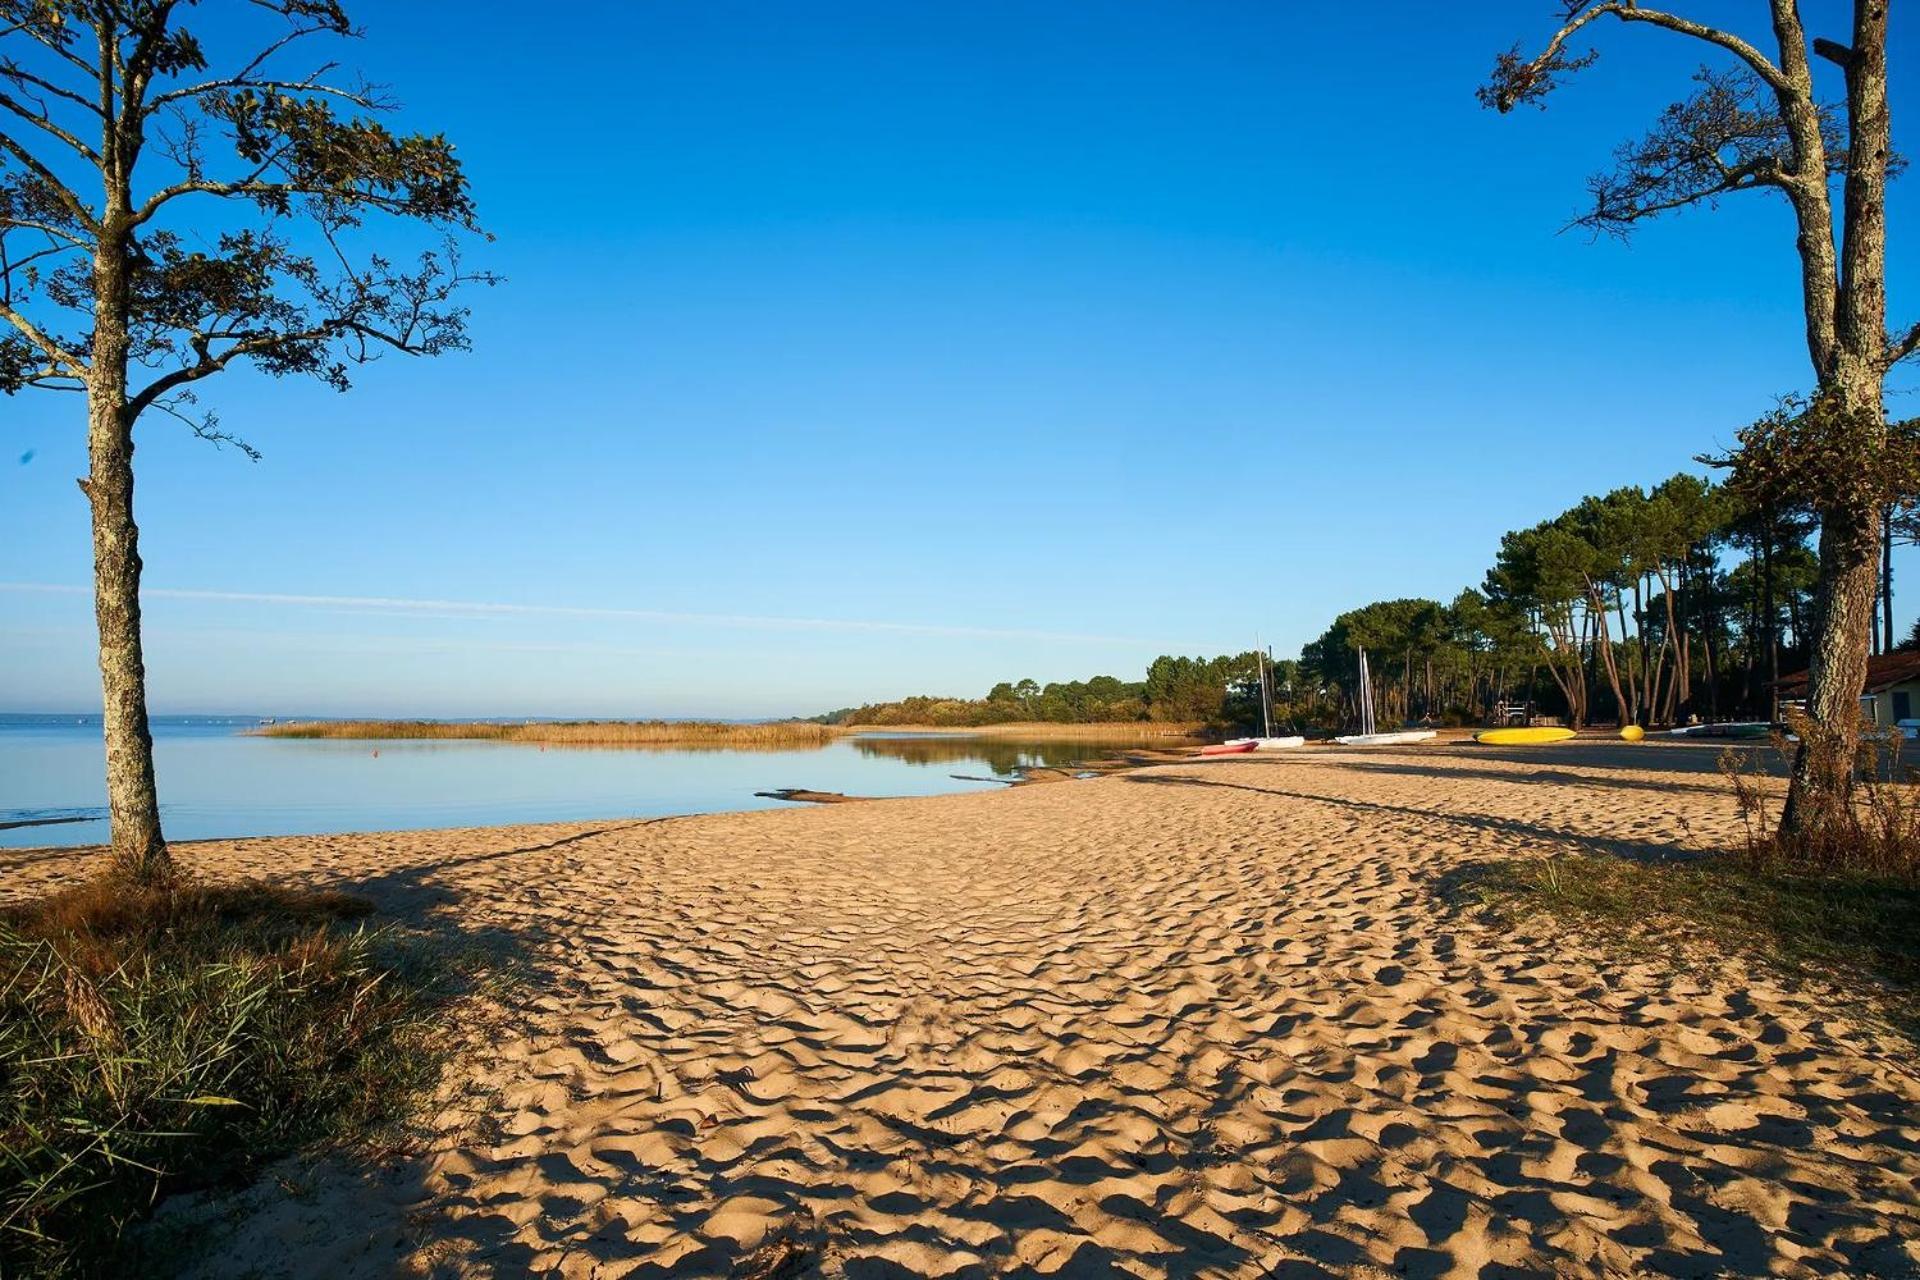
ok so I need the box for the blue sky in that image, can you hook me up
[2,2,1916,717]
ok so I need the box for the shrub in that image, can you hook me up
[1723,729,1920,880]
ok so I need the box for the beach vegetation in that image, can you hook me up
[0,875,475,1278]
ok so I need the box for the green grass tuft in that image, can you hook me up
[1466,854,1920,1041]
[0,877,471,1277]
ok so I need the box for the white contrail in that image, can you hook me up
[0,582,1138,645]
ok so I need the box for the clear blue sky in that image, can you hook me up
[2,2,1916,717]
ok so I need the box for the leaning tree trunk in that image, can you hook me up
[86,224,172,884]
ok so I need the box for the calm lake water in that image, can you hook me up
[0,716,1146,849]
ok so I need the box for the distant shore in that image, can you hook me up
[250,719,845,747]
[251,718,1207,746]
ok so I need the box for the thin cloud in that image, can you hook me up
[0,582,1139,645]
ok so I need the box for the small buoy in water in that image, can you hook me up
[1620,725,1645,742]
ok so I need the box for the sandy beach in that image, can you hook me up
[6,744,1917,1278]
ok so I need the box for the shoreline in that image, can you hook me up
[0,739,1794,858]
[4,747,1916,1276]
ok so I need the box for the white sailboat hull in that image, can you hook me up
[1225,736,1306,750]
[1333,730,1437,747]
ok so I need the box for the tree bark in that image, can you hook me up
[1781,0,1893,842]
[87,205,171,883]
[1782,491,1880,833]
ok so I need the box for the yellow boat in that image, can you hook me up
[1473,727,1576,746]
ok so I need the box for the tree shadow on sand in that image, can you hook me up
[1272,756,1738,798]
[1124,772,1707,863]
[144,825,663,1278]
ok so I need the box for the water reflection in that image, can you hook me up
[850,734,1189,775]
[1,719,1194,849]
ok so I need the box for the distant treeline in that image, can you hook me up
[1289,476,1920,731]
[825,476,1920,734]
[815,656,1266,728]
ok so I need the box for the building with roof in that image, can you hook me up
[1774,650,1920,733]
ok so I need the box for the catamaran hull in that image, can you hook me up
[1666,722,1773,739]
[1333,730,1437,747]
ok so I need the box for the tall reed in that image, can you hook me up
[255,720,845,747]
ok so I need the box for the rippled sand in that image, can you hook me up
[9,745,1917,1277]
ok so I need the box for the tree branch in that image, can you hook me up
[0,86,99,159]
[0,216,88,250]
[1485,1,1790,111]
[0,236,84,278]
[1610,5,1789,92]
[0,129,99,231]
[0,55,108,119]
[128,329,320,412]
[144,393,262,461]
[1570,68,1822,234]
[148,69,378,113]
[1811,37,1854,69]
[0,297,87,375]
[2,13,97,80]
[18,368,86,391]
[1890,320,1920,368]
[135,174,417,223]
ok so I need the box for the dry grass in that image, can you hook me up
[1465,740,1920,1044]
[842,721,1205,740]
[254,720,846,748]
[1722,729,1920,880]
[0,876,477,1277]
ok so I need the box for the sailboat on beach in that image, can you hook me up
[1333,646,1436,747]
[1225,642,1304,750]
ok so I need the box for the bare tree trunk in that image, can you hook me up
[1761,513,1780,701]
[1783,494,1880,833]
[1702,562,1720,721]
[1589,585,1632,726]
[87,207,171,884]
[1871,558,1884,655]
[1882,507,1895,653]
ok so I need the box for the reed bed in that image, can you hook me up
[254,720,846,748]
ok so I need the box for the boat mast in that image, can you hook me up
[1257,637,1273,739]
[1357,646,1377,736]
